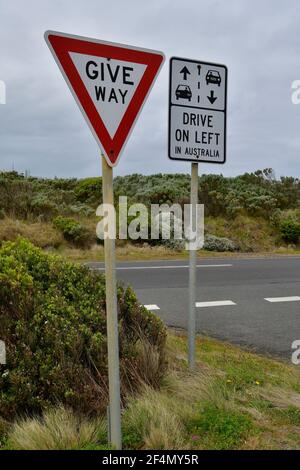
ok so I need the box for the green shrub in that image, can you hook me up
[0,239,167,420]
[53,216,92,247]
[203,234,237,252]
[1,169,300,226]
[279,220,300,244]
[30,194,59,219]
[68,203,95,217]
[75,178,102,205]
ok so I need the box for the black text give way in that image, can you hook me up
[85,60,134,105]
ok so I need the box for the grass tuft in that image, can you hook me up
[123,385,185,450]
[7,407,106,450]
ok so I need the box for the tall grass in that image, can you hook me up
[123,384,185,449]
[7,407,106,450]
[0,217,64,248]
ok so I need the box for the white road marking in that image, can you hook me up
[144,304,160,311]
[92,264,232,271]
[264,296,300,303]
[196,300,236,308]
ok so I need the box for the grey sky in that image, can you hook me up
[0,0,300,179]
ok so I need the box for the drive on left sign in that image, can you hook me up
[168,57,227,164]
[45,31,165,166]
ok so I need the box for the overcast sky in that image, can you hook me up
[1,0,300,179]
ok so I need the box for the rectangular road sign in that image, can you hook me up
[168,57,227,164]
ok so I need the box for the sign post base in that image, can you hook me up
[188,162,198,370]
[102,155,122,449]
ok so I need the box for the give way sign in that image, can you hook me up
[45,31,165,166]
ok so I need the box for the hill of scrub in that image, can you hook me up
[0,168,300,253]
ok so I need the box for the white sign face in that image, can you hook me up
[70,53,147,138]
[168,57,227,164]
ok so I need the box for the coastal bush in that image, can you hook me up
[0,239,167,420]
[280,220,300,244]
[203,234,237,252]
[53,216,92,247]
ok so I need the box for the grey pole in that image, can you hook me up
[102,155,122,449]
[188,162,198,370]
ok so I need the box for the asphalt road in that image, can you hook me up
[87,256,300,360]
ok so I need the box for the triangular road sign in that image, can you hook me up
[45,31,165,166]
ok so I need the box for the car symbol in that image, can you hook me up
[175,84,192,101]
[206,70,221,86]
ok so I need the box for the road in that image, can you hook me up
[87,256,300,360]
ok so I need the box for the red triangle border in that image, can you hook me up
[45,31,165,166]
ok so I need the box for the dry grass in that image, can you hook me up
[7,406,105,450]
[205,214,277,252]
[57,243,105,262]
[0,217,64,248]
[122,336,165,392]
[59,242,187,263]
[58,243,300,264]
[123,385,186,449]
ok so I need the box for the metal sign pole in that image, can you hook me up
[102,155,122,450]
[188,162,198,370]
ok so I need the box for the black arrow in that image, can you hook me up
[179,66,190,80]
[207,90,217,104]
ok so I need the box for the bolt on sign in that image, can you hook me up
[168,57,227,164]
[45,31,165,166]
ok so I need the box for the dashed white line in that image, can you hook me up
[264,296,300,303]
[195,300,236,308]
[144,297,300,310]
